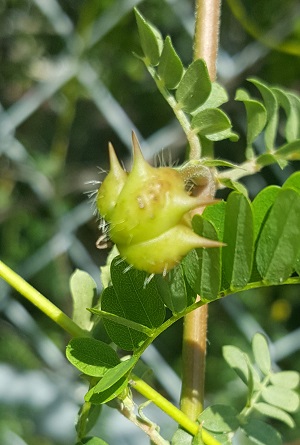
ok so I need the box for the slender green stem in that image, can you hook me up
[130,375,221,445]
[0,260,89,338]
[146,64,202,159]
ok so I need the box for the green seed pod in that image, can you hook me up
[97,132,221,274]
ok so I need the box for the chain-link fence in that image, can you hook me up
[0,1,300,444]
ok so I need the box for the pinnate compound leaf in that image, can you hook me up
[76,437,109,445]
[182,216,221,301]
[249,78,278,151]
[198,405,239,433]
[66,338,120,377]
[191,108,232,137]
[241,419,282,445]
[256,188,300,284]
[235,88,267,158]
[252,333,271,375]
[85,357,136,404]
[158,36,184,89]
[70,269,97,331]
[262,385,299,413]
[222,192,254,289]
[101,257,165,350]
[134,8,163,66]
[270,371,300,389]
[254,403,295,428]
[176,59,211,113]
[252,186,281,240]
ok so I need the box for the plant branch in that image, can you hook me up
[146,64,202,159]
[130,375,221,445]
[180,0,222,422]
[0,260,89,338]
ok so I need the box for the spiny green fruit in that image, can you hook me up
[97,132,222,274]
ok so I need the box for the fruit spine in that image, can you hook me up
[97,133,221,274]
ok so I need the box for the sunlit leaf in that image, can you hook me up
[270,371,300,389]
[256,188,300,284]
[241,419,282,445]
[66,337,120,377]
[252,185,281,240]
[134,8,163,66]
[76,437,109,445]
[222,192,254,289]
[262,385,299,412]
[282,170,300,194]
[272,87,300,142]
[70,269,97,331]
[249,78,278,152]
[254,403,295,428]
[176,59,211,112]
[158,36,184,89]
[235,88,267,158]
[252,333,271,376]
[85,357,136,404]
[191,108,232,137]
[198,405,239,433]
[192,81,228,113]
[101,258,165,351]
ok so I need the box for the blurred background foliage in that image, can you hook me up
[0,1,300,444]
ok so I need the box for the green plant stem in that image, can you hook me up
[130,375,221,445]
[0,260,89,338]
[180,0,222,422]
[146,64,202,159]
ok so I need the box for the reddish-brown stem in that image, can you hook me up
[180,0,221,421]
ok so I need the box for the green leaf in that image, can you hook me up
[256,188,300,284]
[205,128,239,142]
[182,216,221,301]
[249,78,278,152]
[282,170,300,194]
[222,192,254,289]
[256,153,286,168]
[222,345,250,385]
[270,371,300,389]
[272,87,300,142]
[158,36,184,89]
[85,357,136,404]
[252,186,281,240]
[218,178,248,197]
[192,81,228,113]
[254,403,295,428]
[101,258,165,350]
[66,338,120,377]
[252,333,271,375]
[89,308,153,335]
[134,8,163,66]
[262,385,299,413]
[76,437,109,445]
[191,108,232,137]
[198,405,240,433]
[76,404,102,437]
[276,140,300,160]
[70,270,97,331]
[202,201,226,241]
[235,88,267,158]
[241,419,282,445]
[171,428,193,445]
[155,265,189,313]
[176,59,211,113]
